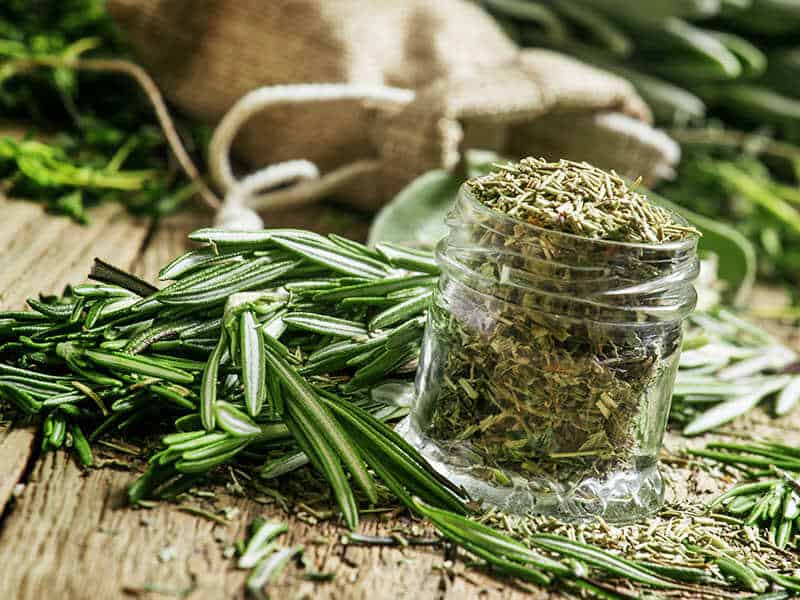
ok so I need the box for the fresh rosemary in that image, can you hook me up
[711,475,800,550]
[235,517,302,599]
[0,228,465,532]
[673,308,800,435]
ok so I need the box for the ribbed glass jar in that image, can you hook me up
[400,184,699,521]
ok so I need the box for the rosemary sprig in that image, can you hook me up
[710,476,800,549]
[231,516,303,599]
[689,441,800,473]
[0,229,464,532]
[690,437,800,551]
[411,496,690,594]
[673,308,799,435]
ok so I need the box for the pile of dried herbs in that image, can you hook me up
[482,491,800,595]
[467,158,694,243]
[416,159,698,502]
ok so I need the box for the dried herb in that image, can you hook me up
[475,495,800,595]
[416,158,698,515]
[468,158,695,243]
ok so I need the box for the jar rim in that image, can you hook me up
[456,184,700,253]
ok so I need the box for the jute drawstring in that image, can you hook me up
[209,83,415,229]
[107,1,683,224]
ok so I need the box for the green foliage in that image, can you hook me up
[0,0,202,221]
[659,144,800,296]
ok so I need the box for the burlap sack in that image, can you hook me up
[108,0,678,220]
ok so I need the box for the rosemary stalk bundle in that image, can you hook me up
[673,308,800,435]
[0,228,464,530]
[0,226,700,596]
[711,476,800,549]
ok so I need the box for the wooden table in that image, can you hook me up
[0,196,798,600]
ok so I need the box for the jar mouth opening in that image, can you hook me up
[455,184,700,253]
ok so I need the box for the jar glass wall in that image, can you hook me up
[400,185,699,522]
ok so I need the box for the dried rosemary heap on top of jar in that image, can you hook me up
[468,158,695,243]
[412,157,699,518]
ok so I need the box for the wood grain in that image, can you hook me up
[0,200,529,600]
[0,427,35,515]
[0,449,542,600]
[0,198,152,531]
[0,201,149,307]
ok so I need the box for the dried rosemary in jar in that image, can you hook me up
[402,158,699,521]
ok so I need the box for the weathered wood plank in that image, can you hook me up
[0,196,151,520]
[0,428,35,513]
[0,204,531,600]
[0,199,50,255]
[0,201,149,307]
[0,201,568,600]
[0,447,537,600]
[0,451,228,599]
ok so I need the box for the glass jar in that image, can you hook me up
[400,184,699,521]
